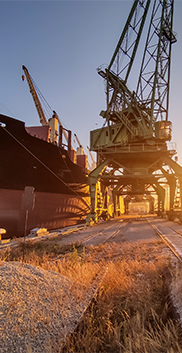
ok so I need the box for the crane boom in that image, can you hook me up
[22,65,48,126]
[74,133,82,148]
[95,0,176,146]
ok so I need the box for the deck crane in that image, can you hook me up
[22,65,48,127]
[74,133,83,151]
[74,133,92,170]
[89,0,182,221]
[22,65,72,149]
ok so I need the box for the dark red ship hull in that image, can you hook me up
[0,114,90,238]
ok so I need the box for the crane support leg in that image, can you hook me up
[169,179,176,210]
[112,192,117,217]
[163,156,182,210]
[124,198,129,215]
[112,184,123,217]
[113,192,117,217]
[161,167,176,210]
[149,197,154,214]
[155,183,165,215]
[103,187,108,209]
[87,160,109,223]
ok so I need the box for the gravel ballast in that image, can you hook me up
[0,261,97,353]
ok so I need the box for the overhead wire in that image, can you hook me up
[29,74,52,121]
[0,103,16,118]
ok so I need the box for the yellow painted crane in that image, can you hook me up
[22,65,48,127]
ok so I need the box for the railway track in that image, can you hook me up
[0,218,131,251]
[3,215,182,258]
[79,218,131,246]
[2,216,182,261]
[47,218,131,262]
[147,218,182,261]
[60,216,182,351]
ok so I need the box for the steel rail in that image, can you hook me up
[78,219,131,246]
[102,219,131,244]
[147,219,182,262]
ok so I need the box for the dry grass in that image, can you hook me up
[62,241,182,353]
[0,239,83,263]
[1,239,182,352]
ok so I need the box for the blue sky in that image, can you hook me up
[0,0,182,166]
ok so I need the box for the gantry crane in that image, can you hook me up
[89,0,182,221]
